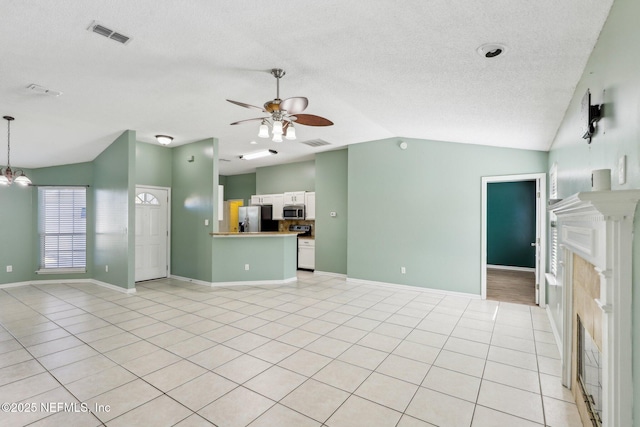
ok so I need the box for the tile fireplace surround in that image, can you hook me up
[549,190,640,427]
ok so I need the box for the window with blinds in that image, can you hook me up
[549,163,558,276]
[38,187,87,271]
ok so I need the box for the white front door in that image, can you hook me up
[135,187,169,282]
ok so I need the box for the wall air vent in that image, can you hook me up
[299,139,331,147]
[87,21,131,45]
[219,158,231,162]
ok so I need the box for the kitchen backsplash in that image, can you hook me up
[280,219,315,237]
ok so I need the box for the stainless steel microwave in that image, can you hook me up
[283,205,305,219]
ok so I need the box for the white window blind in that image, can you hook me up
[38,187,87,271]
[549,163,558,276]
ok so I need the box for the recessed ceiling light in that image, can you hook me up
[477,43,507,58]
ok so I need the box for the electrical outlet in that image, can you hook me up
[6,265,12,273]
[401,266,406,274]
[330,211,337,217]
[105,265,109,273]
[245,264,250,271]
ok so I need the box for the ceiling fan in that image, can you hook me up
[227,68,333,142]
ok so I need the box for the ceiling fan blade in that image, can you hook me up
[292,114,334,126]
[280,97,308,114]
[226,99,267,112]
[230,117,269,125]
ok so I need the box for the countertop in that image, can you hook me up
[210,232,300,237]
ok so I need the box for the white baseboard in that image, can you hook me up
[211,276,297,287]
[546,305,563,359]
[0,281,33,289]
[90,279,136,294]
[487,264,535,272]
[170,274,298,288]
[346,277,481,299]
[0,278,135,294]
[169,275,213,288]
[314,271,347,279]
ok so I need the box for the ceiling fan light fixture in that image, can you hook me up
[258,123,269,138]
[155,135,173,146]
[272,133,283,143]
[285,124,296,140]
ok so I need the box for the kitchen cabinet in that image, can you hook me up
[298,238,315,270]
[251,194,274,205]
[284,191,305,205]
[251,193,284,220]
[304,192,316,220]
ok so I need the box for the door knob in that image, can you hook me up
[530,242,536,247]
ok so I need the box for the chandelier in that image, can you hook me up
[0,116,32,186]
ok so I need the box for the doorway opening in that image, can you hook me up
[481,173,546,307]
[135,185,170,282]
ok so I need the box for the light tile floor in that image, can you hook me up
[0,272,583,427]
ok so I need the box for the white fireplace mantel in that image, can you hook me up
[549,189,640,427]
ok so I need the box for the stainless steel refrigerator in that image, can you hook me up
[238,205,278,232]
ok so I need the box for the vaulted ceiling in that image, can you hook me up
[0,0,613,175]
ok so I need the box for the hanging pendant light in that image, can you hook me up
[0,116,31,186]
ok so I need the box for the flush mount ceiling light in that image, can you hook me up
[0,116,31,186]
[239,149,277,160]
[477,43,507,58]
[227,68,333,142]
[155,135,173,146]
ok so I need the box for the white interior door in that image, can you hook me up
[135,187,169,282]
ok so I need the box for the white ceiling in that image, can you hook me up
[0,0,613,175]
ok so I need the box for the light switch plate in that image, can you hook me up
[619,155,627,185]
[204,219,209,226]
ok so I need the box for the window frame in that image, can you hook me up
[36,186,87,274]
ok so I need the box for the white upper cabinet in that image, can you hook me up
[251,194,275,205]
[284,191,306,205]
[272,194,284,220]
[305,192,316,220]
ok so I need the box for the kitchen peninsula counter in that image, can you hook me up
[210,232,300,237]
[210,232,297,285]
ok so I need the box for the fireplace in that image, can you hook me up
[549,190,640,427]
[577,315,602,426]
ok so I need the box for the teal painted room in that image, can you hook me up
[2,0,640,425]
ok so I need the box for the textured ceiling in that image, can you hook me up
[0,0,613,175]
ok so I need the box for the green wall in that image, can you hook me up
[256,160,315,194]
[171,138,217,282]
[545,0,640,420]
[348,138,547,294]
[93,130,136,289]
[0,174,33,284]
[315,149,348,274]
[487,181,536,268]
[136,141,172,187]
[222,173,256,204]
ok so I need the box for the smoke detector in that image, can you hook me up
[477,43,507,58]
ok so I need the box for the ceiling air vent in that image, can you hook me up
[219,158,231,162]
[299,139,331,147]
[87,21,131,45]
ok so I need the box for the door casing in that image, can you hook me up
[135,185,171,282]
[481,173,547,307]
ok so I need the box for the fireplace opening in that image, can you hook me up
[577,316,603,426]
